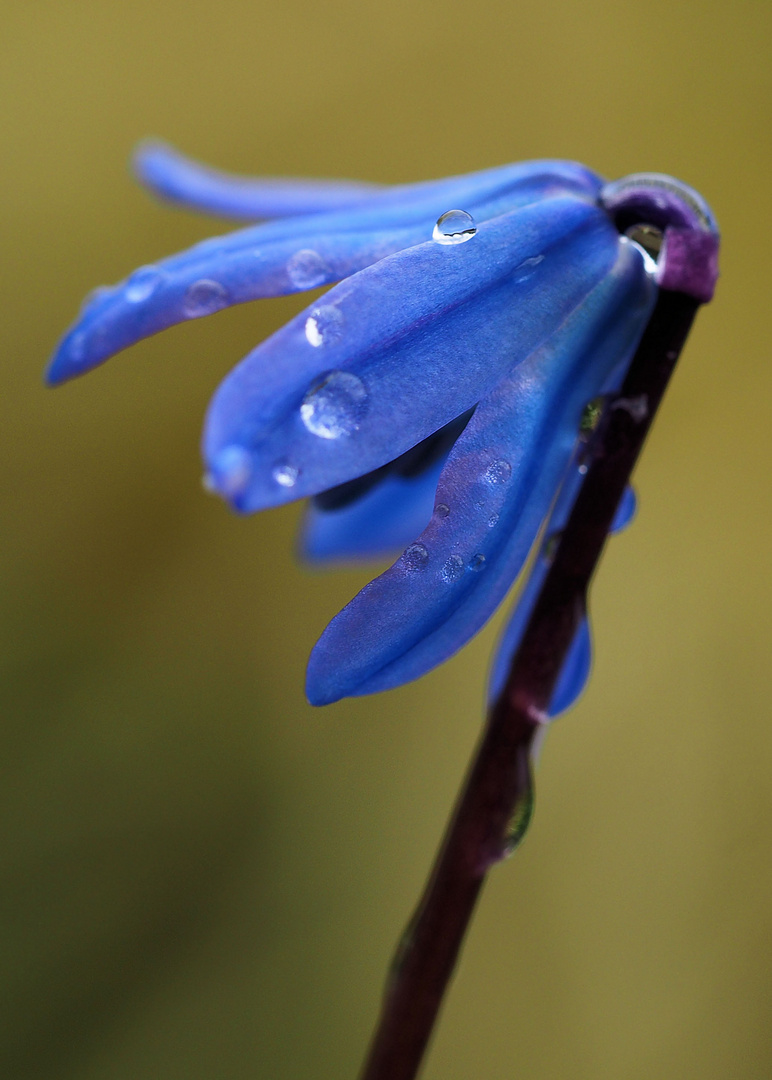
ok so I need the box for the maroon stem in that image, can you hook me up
[358,291,698,1080]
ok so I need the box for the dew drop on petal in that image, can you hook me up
[210,445,252,498]
[183,278,229,318]
[402,542,429,571]
[513,255,545,284]
[468,553,486,572]
[300,371,368,439]
[435,503,450,520]
[487,513,499,529]
[126,265,165,303]
[484,459,512,486]
[272,461,300,488]
[432,209,477,245]
[304,305,344,347]
[441,554,464,583]
[286,249,331,289]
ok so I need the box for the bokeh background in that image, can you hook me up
[3,2,771,1077]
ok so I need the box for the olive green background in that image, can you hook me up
[2,2,770,1077]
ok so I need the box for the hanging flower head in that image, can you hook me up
[47,142,715,708]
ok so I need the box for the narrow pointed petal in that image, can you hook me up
[134,140,386,220]
[301,458,444,562]
[306,240,656,705]
[204,197,622,512]
[47,164,605,386]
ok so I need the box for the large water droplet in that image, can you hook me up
[300,371,368,439]
[402,542,429,571]
[210,445,252,498]
[502,770,534,857]
[304,305,344,347]
[287,249,331,289]
[468,553,486,572]
[441,553,464,583]
[434,503,450,520]
[126,265,164,303]
[432,209,477,245]
[272,461,300,488]
[183,279,229,317]
[484,459,512,485]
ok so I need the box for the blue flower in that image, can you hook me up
[47,142,659,707]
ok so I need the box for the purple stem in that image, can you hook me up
[357,179,719,1080]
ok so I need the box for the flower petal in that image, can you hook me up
[46,163,604,386]
[134,140,386,220]
[305,239,656,705]
[301,460,444,562]
[203,197,621,512]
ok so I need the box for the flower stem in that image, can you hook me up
[357,192,718,1080]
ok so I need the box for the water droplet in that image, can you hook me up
[402,542,429,571]
[80,285,113,313]
[272,461,300,488]
[286,249,331,289]
[304,305,344,347]
[579,396,605,440]
[126,265,164,303]
[434,503,450,520]
[487,513,499,529]
[183,278,229,317]
[484,459,512,485]
[441,554,464,583]
[432,209,477,245]
[468,553,486,572]
[502,770,534,857]
[210,445,252,498]
[69,331,87,364]
[513,255,545,283]
[300,371,368,439]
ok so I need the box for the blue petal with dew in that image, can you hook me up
[306,240,656,705]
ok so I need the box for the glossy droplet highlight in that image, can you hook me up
[441,554,464,583]
[126,265,164,303]
[432,209,477,245]
[402,542,429,571]
[468,553,486,572]
[434,503,450,520]
[513,255,545,283]
[287,249,331,289]
[210,445,252,498]
[300,371,368,439]
[183,279,229,318]
[305,305,345,347]
[272,461,299,488]
[484,459,512,486]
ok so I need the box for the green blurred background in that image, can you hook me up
[2,1,771,1077]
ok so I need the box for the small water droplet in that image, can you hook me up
[484,459,512,485]
[434,503,450,520]
[513,255,545,283]
[304,305,344,347]
[502,771,534,856]
[441,553,464,583]
[210,445,252,498]
[300,370,368,439]
[286,249,331,289]
[69,331,87,364]
[402,542,429,571]
[487,513,499,529]
[126,265,164,303]
[272,461,300,488]
[432,209,477,245]
[183,279,229,318]
[468,553,486,572]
